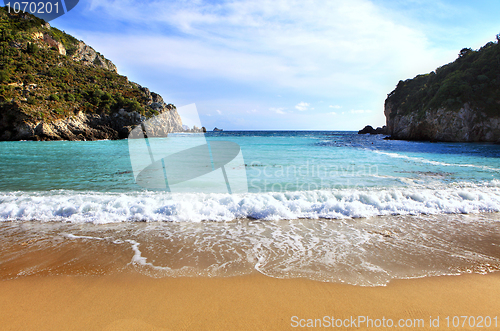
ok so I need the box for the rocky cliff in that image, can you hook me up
[385,102,500,142]
[1,86,184,141]
[0,7,183,141]
[385,35,500,143]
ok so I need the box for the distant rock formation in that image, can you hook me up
[358,125,387,135]
[213,127,223,132]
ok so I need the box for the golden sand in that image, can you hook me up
[0,272,499,330]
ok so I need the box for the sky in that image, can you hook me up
[50,0,500,130]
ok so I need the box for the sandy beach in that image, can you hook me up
[1,272,499,330]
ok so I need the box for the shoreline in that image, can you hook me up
[1,212,500,285]
[0,272,499,330]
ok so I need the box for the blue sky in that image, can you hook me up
[52,0,500,130]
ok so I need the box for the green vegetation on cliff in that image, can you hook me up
[0,7,161,125]
[386,34,500,118]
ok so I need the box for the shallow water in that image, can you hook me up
[1,131,500,285]
[1,131,500,222]
[1,213,499,286]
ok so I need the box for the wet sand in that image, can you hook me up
[0,272,499,330]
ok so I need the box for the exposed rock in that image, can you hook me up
[358,125,387,135]
[72,41,117,72]
[32,32,43,40]
[32,31,66,55]
[35,122,61,140]
[0,93,184,141]
[385,102,500,142]
[213,127,223,132]
[43,33,66,55]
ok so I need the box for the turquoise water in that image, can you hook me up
[1,131,500,285]
[1,131,500,222]
[2,131,500,192]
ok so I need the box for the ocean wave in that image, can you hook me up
[1,182,500,223]
[374,150,500,172]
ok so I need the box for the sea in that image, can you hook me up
[1,131,500,286]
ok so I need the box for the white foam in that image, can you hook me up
[374,150,500,172]
[64,234,105,240]
[1,183,500,223]
[13,212,500,286]
[125,239,155,267]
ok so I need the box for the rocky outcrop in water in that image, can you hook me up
[358,125,387,135]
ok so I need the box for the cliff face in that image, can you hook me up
[72,41,118,73]
[385,102,500,142]
[1,86,184,141]
[0,7,183,141]
[384,36,500,143]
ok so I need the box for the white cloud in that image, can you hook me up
[270,107,286,115]
[83,0,446,99]
[329,112,337,116]
[216,109,222,115]
[349,109,373,114]
[78,0,466,130]
[295,102,310,111]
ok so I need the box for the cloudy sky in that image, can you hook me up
[53,0,500,130]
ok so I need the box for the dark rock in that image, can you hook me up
[358,125,374,134]
[374,126,388,134]
[119,126,133,139]
[213,127,223,132]
[358,125,387,134]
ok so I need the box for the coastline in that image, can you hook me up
[2,212,500,284]
[1,272,499,330]
[1,212,500,329]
